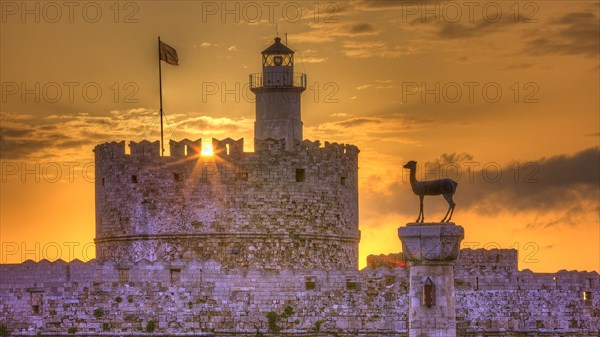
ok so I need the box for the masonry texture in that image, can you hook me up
[1,249,598,336]
[94,138,359,270]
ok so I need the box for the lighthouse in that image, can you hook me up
[250,37,307,150]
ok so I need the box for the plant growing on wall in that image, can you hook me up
[265,305,295,333]
[0,324,9,337]
[93,308,103,318]
[146,320,157,333]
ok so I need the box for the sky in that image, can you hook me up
[0,0,598,272]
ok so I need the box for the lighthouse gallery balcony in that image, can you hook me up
[249,72,307,91]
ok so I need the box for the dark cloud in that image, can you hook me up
[362,148,600,226]
[0,126,49,159]
[336,117,383,128]
[436,14,526,39]
[350,23,376,34]
[526,11,599,57]
[351,0,443,11]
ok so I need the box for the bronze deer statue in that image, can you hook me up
[403,160,457,223]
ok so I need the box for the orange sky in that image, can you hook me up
[1,0,598,272]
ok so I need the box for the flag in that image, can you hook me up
[159,40,179,66]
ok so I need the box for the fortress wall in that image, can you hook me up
[93,139,360,269]
[0,260,408,335]
[1,255,598,336]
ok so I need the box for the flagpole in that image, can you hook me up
[158,36,164,156]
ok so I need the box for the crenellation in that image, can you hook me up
[169,138,202,157]
[93,141,125,159]
[129,140,160,157]
[213,137,244,156]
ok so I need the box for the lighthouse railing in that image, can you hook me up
[250,72,306,90]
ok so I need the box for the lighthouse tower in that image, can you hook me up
[250,37,307,150]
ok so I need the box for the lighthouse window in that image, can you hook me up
[295,169,305,182]
[131,175,138,183]
[173,173,183,182]
[340,177,347,186]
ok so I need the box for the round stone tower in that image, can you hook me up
[94,38,359,271]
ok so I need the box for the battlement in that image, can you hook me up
[94,138,359,161]
[169,138,202,157]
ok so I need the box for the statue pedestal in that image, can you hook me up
[398,223,464,337]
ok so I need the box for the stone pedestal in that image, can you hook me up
[398,223,464,337]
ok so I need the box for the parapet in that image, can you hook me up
[457,248,518,271]
[129,140,160,157]
[93,141,125,158]
[213,137,244,156]
[170,138,202,157]
[255,137,286,154]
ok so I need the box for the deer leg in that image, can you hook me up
[442,194,456,222]
[446,205,455,222]
[417,195,424,223]
[441,205,451,222]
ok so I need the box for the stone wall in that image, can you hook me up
[1,249,598,336]
[93,138,360,270]
[0,260,409,336]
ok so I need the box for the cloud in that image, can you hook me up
[342,40,410,58]
[351,0,444,11]
[361,148,600,227]
[305,114,431,148]
[336,117,382,128]
[301,57,328,64]
[435,13,526,39]
[356,81,397,90]
[525,11,599,57]
[293,22,381,44]
[330,113,350,117]
[228,45,238,52]
[0,110,252,161]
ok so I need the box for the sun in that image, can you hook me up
[201,144,214,156]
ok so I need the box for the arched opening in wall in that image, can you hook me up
[476,277,479,290]
[340,176,347,186]
[226,144,230,155]
[101,178,105,186]
[184,145,188,156]
[131,175,138,184]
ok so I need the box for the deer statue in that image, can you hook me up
[403,160,458,223]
